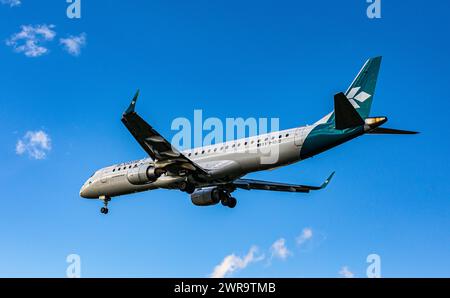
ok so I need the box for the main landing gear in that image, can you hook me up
[179,181,196,194]
[220,194,237,209]
[99,196,111,214]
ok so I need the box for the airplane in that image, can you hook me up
[80,56,417,214]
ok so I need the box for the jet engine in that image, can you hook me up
[190,187,225,206]
[127,164,162,185]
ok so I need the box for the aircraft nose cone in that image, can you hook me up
[80,181,97,199]
[79,183,89,198]
[79,187,86,198]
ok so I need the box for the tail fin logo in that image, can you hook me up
[346,87,371,109]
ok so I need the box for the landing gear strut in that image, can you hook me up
[100,196,111,214]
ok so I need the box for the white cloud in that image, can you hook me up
[60,33,86,56]
[270,238,291,260]
[339,266,355,278]
[1,0,21,7]
[210,227,321,276]
[6,24,56,57]
[210,246,264,278]
[16,130,51,160]
[296,227,313,246]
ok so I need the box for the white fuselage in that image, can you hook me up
[79,124,317,199]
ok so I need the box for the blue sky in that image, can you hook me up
[0,0,449,277]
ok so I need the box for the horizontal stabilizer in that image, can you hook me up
[334,92,365,129]
[367,127,419,134]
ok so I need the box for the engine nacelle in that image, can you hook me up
[190,187,223,206]
[127,164,161,185]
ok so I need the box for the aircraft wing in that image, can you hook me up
[121,90,209,175]
[233,172,335,193]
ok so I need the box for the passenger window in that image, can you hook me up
[286,133,289,137]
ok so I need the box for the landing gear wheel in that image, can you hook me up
[227,197,237,208]
[179,181,188,191]
[100,196,111,215]
[218,190,236,208]
[180,181,196,194]
[185,184,195,194]
[221,198,228,206]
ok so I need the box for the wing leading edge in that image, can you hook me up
[233,172,335,193]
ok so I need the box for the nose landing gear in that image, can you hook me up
[99,196,111,214]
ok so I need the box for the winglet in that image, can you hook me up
[124,89,140,115]
[320,171,335,189]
